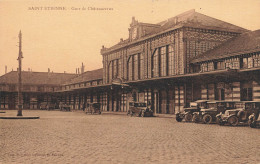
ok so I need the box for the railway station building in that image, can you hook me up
[0,9,260,114]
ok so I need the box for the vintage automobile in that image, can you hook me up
[85,102,101,114]
[176,100,208,122]
[127,102,153,117]
[47,103,57,110]
[39,102,48,110]
[216,101,260,126]
[59,102,71,111]
[192,101,236,124]
[248,113,259,128]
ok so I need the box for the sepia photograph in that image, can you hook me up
[0,0,260,163]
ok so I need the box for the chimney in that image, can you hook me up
[78,68,80,75]
[76,68,78,74]
[28,68,30,72]
[48,68,50,77]
[81,62,84,74]
[120,38,123,42]
[5,65,7,74]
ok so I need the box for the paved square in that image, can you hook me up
[0,110,259,164]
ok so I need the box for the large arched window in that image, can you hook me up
[160,46,167,76]
[108,62,113,83]
[168,45,175,75]
[152,45,174,77]
[152,49,159,77]
[127,53,142,81]
[133,55,138,80]
[140,53,144,79]
[127,56,133,81]
[108,59,120,83]
[118,59,121,78]
[113,60,118,78]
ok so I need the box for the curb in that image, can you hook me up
[0,116,40,119]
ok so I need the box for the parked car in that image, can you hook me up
[127,102,153,117]
[176,100,208,122]
[59,102,71,111]
[39,102,48,110]
[85,102,101,114]
[192,101,236,124]
[47,103,56,110]
[248,113,259,128]
[216,101,260,126]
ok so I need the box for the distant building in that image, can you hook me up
[0,71,75,109]
[0,9,259,114]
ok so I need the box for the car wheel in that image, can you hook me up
[176,115,183,122]
[184,113,193,122]
[228,116,239,126]
[203,114,213,124]
[248,117,256,128]
[192,114,200,123]
[249,121,257,128]
[218,120,225,126]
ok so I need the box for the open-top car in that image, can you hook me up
[216,101,260,126]
[176,100,208,122]
[192,101,236,124]
[127,102,153,117]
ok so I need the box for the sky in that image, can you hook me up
[0,0,260,76]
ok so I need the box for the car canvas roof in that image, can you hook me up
[207,101,240,104]
[241,101,260,103]
[194,100,209,102]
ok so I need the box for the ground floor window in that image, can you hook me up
[121,93,127,112]
[100,93,107,111]
[241,82,253,101]
[215,83,225,100]
[241,88,252,101]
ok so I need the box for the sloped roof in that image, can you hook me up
[191,30,260,63]
[63,68,103,85]
[0,71,76,85]
[146,9,247,36]
[103,9,248,52]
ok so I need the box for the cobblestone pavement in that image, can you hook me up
[0,110,259,164]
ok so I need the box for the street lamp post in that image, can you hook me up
[17,30,23,116]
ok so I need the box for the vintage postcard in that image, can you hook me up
[0,0,260,163]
